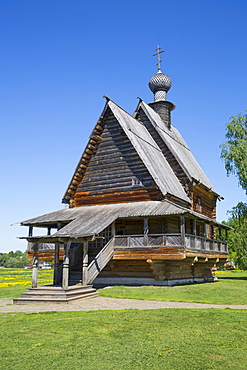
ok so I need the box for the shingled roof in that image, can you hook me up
[21,200,230,240]
[135,100,218,194]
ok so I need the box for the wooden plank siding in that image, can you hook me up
[74,108,164,206]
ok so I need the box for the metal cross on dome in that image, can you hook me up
[153,45,164,72]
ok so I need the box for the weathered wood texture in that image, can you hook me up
[73,109,165,206]
[98,259,154,279]
[189,184,217,219]
[28,250,64,261]
[136,108,218,219]
[98,258,220,281]
[74,189,163,207]
[137,108,189,187]
[113,247,185,260]
[115,216,180,235]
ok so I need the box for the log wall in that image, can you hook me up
[98,258,221,282]
[190,184,217,219]
[74,108,164,206]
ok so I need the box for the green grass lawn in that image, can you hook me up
[1,269,246,305]
[0,268,53,298]
[100,271,247,305]
[0,309,246,370]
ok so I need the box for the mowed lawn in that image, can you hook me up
[100,271,247,305]
[0,309,246,370]
[0,269,246,369]
[1,269,246,305]
[0,268,53,298]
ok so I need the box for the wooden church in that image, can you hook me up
[15,47,229,303]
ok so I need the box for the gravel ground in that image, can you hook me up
[0,297,246,314]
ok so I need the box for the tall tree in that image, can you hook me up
[220,111,247,192]
[220,112,247,269]
[225,203,247,270]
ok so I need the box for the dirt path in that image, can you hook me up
[0,297,246,314]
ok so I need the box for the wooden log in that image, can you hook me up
[68,189,75,194]
[92,135,102,141]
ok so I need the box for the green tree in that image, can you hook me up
[220,112,247,269]
[220,111,247,191]
[224,203,247,270]
[0,251,29,268]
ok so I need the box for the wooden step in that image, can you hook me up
[13,285,99,304]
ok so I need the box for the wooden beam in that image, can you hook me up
[111,222,116,236]
[62,243,70,289]
[92,135,102,141]
[32,242,39,288]
[53,242,60,285]
[82,241,88,285]
[28,226,33,237]
[180,216,185,246]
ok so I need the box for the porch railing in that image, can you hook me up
[113,234,228,253]
[114,234,182,248]
[185,235,228,253]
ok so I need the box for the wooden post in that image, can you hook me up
[47,227,51,236]
[82,241,88,285]
[192,219,196,249]
[144,217,149,246]
[203,223,207,250]
[32,241,39,288]
[225,229,228,252]
[211,226,214,240]
[28,226,33,237]
[53,242,60,285]
[111,222,116,237]
[219,228,222,241]
[180,216,185,246]
[62,242,70,290]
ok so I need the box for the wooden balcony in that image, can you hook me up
[185,235,228,254]
[113,234,228,254]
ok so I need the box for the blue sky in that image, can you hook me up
[1,0,247,253]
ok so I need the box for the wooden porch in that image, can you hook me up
[113,234,228,254]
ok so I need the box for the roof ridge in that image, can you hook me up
[140,100,189,149]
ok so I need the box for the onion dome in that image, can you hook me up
[148,71,172,101]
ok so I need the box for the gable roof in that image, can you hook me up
[135,100,218,195]
[62,98,191,204]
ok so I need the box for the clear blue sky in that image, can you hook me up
[1,0,247,253]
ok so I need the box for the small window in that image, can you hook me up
[132,178,143,187]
